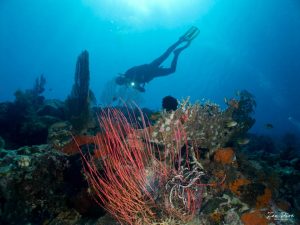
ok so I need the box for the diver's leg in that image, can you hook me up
[154,42,190,77]
[150,39,183,67]
[154,53,180,77]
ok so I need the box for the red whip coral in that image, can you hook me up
[79,107,206,224]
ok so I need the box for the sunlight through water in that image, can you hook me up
[82,0,215,28]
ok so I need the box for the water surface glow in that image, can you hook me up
[82,0,214,27]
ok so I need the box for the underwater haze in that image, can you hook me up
[1,0,300,136]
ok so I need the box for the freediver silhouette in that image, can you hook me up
[115,26,200,92]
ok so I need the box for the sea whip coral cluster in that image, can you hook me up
[79,107,208,224]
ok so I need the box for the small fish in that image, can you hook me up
[226,120,238,128]
[265,123,274,129]
[237,138,250,145]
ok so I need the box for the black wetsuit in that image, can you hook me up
[120,39,189,92]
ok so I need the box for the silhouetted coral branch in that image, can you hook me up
[65,50,93,131]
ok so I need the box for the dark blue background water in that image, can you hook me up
[1,0,299,136]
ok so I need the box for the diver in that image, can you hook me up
[115,26,200,92]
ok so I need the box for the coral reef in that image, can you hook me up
[0,75,65,148]
[149,91,256,161]
[0,90,299,224]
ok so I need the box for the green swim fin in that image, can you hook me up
[180,26,200,42]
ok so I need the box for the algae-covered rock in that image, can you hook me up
[48,121,73,150]
[0,145,70,224]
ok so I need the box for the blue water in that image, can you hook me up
[1,0,299,136]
